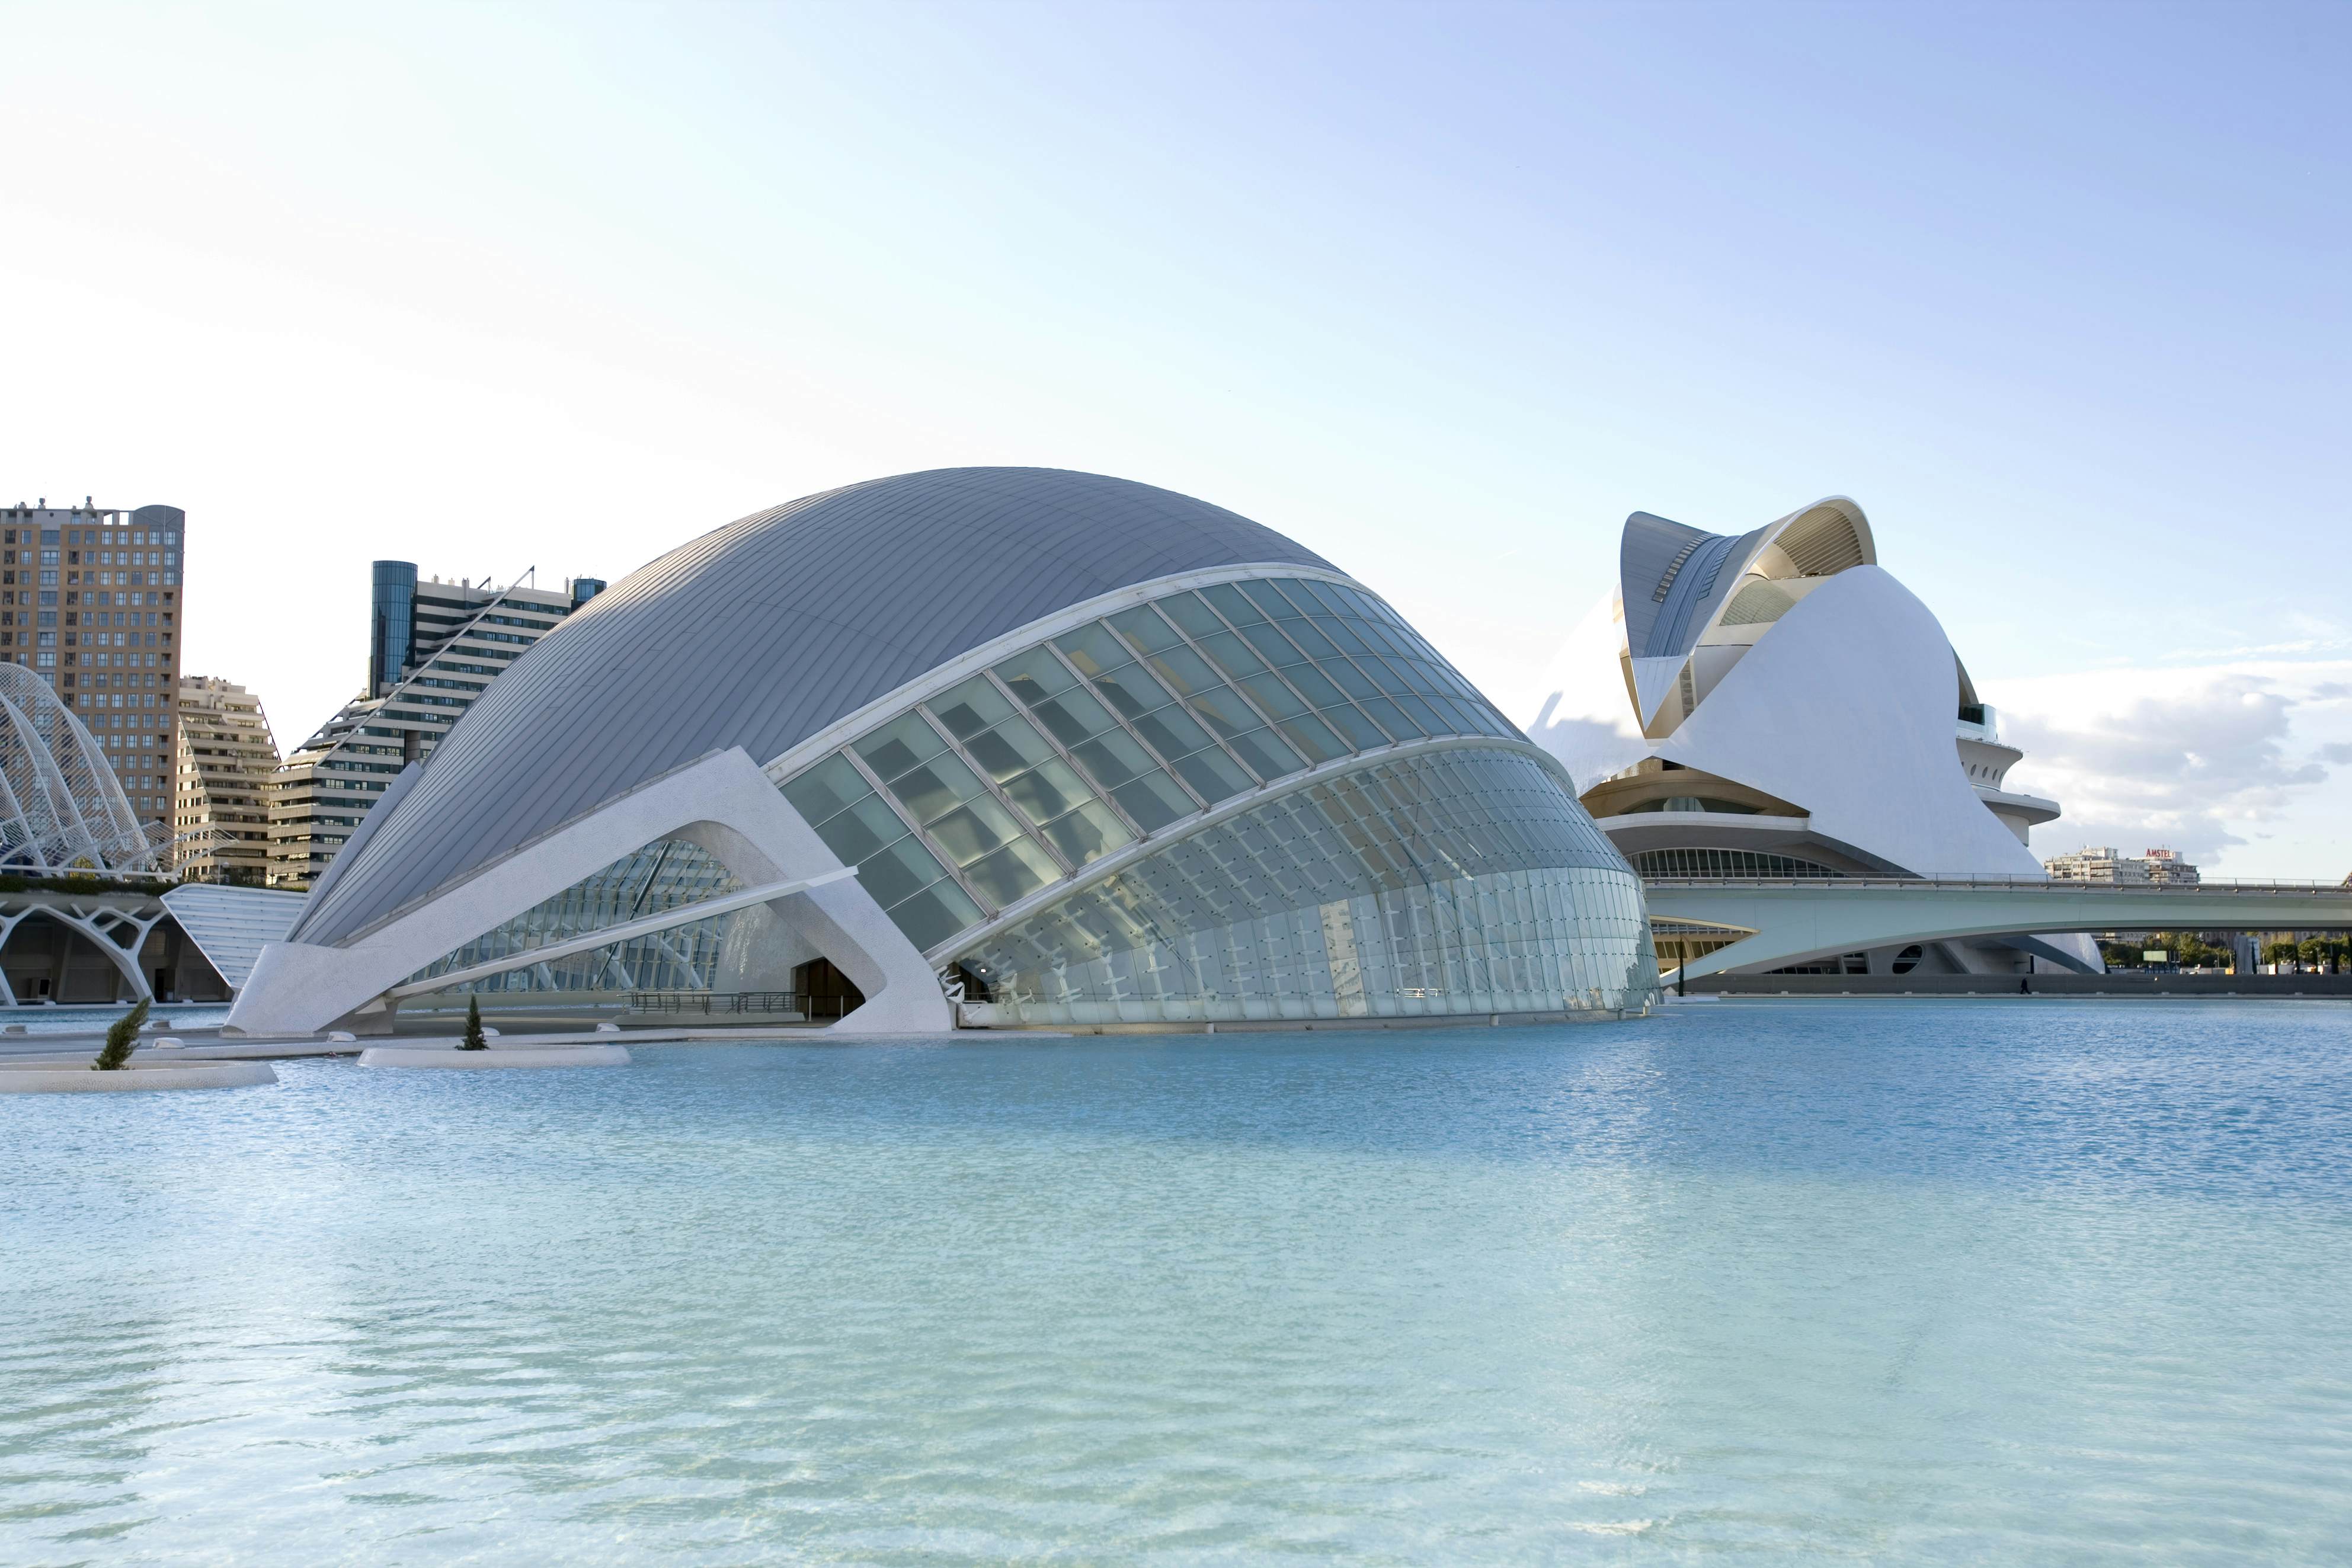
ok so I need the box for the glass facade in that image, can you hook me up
[1629,847,1844,878]
[782,573,1528,958]
[405,837,742,995]
[949,748,1656,1026]
[396,572,1656,1024]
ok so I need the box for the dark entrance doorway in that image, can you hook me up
[792,957,865,1020]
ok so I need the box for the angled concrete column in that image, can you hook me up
[228,748,950,1036]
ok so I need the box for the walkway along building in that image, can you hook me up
[1523,497,2100,978]
[268,566,603,889]
[228,468,1657,1036]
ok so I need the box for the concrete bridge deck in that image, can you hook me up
[1642,876,2352,979]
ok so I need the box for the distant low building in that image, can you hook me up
[267,565,603,889]
[174,677,280,885]
[2044,846,2201,885]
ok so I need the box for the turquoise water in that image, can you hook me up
[4,1002,2349,1563]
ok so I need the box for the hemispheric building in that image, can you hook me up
[1524,497,2100,977]
[230,469,1657,1034]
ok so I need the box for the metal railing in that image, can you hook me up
[626,990,857,1019]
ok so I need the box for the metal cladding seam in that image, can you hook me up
[290,468,1336,949]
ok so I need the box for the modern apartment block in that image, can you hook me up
[267,564,604,889]
[2043,845,2203,885]
[174,677,281,885]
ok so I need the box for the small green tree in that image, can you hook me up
[459,995,488,1051]
[92,998,151,1072]
[2263,939,2300,972]
[2300,937,2331,973]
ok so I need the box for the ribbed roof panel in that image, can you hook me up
[292,468,1335,948]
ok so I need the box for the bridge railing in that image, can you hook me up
[1641,875,2352,895]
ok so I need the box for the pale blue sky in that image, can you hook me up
[2,1,2345,870]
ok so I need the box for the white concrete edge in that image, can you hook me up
[358,1045,631,1068]
[0,1061,278,1092]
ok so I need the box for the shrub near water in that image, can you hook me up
[459,996,488,1051]
[91,999,151,1072]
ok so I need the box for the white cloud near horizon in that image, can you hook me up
[1983,661,2352,880]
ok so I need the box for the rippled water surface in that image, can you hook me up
[5,1001,2350,1564]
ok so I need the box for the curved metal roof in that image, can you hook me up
[290,468,1335,948]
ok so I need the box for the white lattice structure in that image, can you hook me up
[0,664,154,873]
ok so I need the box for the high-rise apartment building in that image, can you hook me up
[268,564,604,889]
[0,498,187,834]
[174,677,280,885]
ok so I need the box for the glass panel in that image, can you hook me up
[1294,579,1355,616]
[1169,746,1252,805]
[925,793,1026,866]
[1356,695,1420,741]
[1110,771,1193,832]
[1201,582,1263,625]
[994,647,1076,703]
[1315,615,1374,655]
[1226,727,1305,780]
[855,711,948,780]
[1237,671,1307,719]
[1128,703,1213,761]
[1319,701,1390,751]
[1184,684,1261,740]
[964,716,1055,783]
[1157,592,1228,640]
[1275,713,1347,764]
[809,792,906,865]
[1070,729,1160,789]
[1319,656,1383,701]
[1107,603,1183,654]
[964,837,1059,906]
[1090,662,1175,722]
[1142,644,1222,698]
[1038,800,1130,866]
[1394,694,1449,735]
[886,751,988,823]
[1282,662,1348,708]
[780,753,867,825]
[1195,630,1267,681]
[1053,623,1131,679]
[1281,617,1343,661]
[861,834,950,907]
[927,676,1016,740]
[1000,757,1094,825]
[1239,622,1304,668]
[1026,686,1117,748]
[887,879,984,951]
[942,748,1659,1025]
[1237,580,1298,620]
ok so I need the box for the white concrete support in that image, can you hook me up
[227,748,952,1036]
[51,902,168,1001]
[382,869,855,997]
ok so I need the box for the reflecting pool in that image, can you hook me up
[4,1001,2348,1563]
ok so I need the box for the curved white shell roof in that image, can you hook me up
[292,468,1336,948]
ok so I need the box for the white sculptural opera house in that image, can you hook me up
[1522,497,2100,977]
